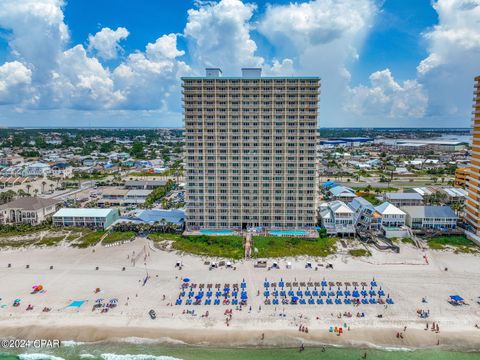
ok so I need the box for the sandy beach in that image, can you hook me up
[1,238,480,352]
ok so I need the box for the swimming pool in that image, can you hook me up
[268,230,308,236]
[200,229,236,235]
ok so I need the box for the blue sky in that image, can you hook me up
[0,0,478,128]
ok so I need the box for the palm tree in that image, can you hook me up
[41,181,47,194]
[33,188,39,197]
[26,184,32,194]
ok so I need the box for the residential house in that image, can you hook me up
[319,201,356,236]
[328,185,356,202]
[402,206,458,230]
[385,192,423,208]
[0,197,60,225]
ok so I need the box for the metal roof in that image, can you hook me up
[402,206,457,219]
[386,192,423,200]
[53,208,118,218]
[375,202,405,216]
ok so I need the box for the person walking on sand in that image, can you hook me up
[363,352,367,359]
[299,343,304,352]
[261,333,265,340]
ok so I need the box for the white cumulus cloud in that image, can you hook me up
[87,27,129,60]
[347,69,428,119]
[0,61,32,105]
[184,0,264,73]
[417,0,480,122]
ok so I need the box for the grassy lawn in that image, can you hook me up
[348,248,371,257]
[360,193,381,205]
[102,231,135,245]
[72,231,105,248]
[427,235,478,251]
[252,236,337,258]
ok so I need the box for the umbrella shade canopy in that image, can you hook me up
[183,278,190,283]
[14,298,21,302]
[241,293,248,300]
[195,294,203,300]
[95,298,104,303]
[450,295,464,301]
[292,296,299,302]
[109,298,119,303]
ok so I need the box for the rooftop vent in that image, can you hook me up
[205,68,222,77]
[242,68,262,78]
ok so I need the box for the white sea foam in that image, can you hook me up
[110,337,186,346]
[18,354,65,360]
[61,340,86,347]
[79,355,96,359]
[100,354,182,360]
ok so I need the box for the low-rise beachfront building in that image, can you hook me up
[113,209,185,231]
[349,197,382,232]
[0,197,60,225]
[375,202,406,227]
[328,185,357,202]
[53,208,119,229]
[319,200,356,236]
[402,206,458,230]
[384,192,423,208]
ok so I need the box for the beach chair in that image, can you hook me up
[335,298,342,305]
[175,299,182,305]
[344,299,350,304]
[214,299,220,305]
[280,291,286,297]
[313,290,318,297]
[361,299,368,305]
[337,290,343,296]
[186,299,192,305]
[305,290,311,297]
[321,290,327,297]
[205,299,211,305]
[317,299,323,305]
[273,299,279,305]
[308,298,314,305]
[299,299,306,305]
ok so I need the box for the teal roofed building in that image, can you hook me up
[53,208,120,229]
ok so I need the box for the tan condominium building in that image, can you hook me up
[182,68,320,231]
[465,75,480,238]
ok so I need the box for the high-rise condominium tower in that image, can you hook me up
[466,75,480,238]
[183,68,320,231]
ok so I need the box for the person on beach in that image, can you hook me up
[363,352,367,359]
[261,333,264,340]
[299,343,304,352]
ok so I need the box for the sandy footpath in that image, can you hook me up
[0,238,479,351]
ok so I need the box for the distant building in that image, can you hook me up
[125,180,167,190]
[53,208,119,229]
[329,185,356,202]
[319,201,355,236]
[385,192,423,208]
[22,163,51,177]
[0,197,60,225]
[402,206,457,230]
[50,163,73,178]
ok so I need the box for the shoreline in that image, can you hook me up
[1,324,480,353]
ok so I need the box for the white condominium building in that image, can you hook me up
[183,68,320,230]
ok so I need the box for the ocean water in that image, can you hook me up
[1,342,479,360]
